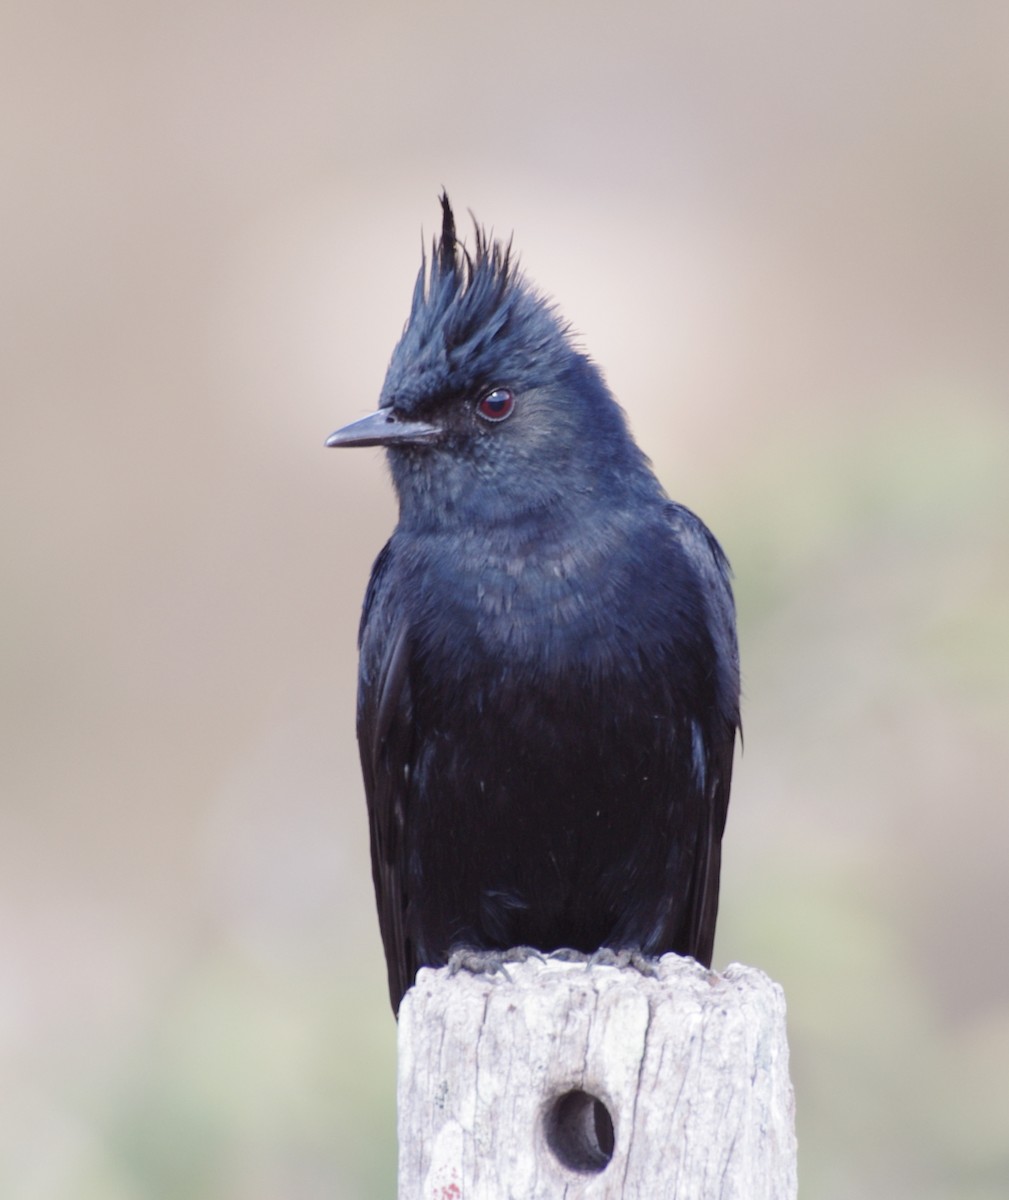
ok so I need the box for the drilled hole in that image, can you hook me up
[544,1089,615,1173]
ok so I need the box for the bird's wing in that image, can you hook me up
[666,503,741,967]
[682,708,736,967]
[356,540,417,1012]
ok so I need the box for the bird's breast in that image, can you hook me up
[401,507,678,678]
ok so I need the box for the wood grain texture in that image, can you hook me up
[397,954,796,1199]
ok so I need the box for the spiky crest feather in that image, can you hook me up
[381,194,571,414]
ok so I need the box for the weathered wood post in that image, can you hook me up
[397,953,796,1198]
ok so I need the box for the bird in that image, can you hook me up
[326,194,740,1015]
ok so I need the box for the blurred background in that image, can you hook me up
[2,1,1007,1196]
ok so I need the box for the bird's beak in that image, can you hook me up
[325,407,442,449]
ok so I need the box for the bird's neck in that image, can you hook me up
[391,450,662,538]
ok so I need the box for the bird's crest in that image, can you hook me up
[437,190,458,275]
[416,190,516,354]
[382,193,570,409]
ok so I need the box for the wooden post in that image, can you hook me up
[397,953,796,1199]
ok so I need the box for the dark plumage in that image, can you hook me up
[327,195,740,1014]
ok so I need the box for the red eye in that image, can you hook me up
[476,387,515,423]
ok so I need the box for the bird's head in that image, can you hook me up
[327,194,652,529]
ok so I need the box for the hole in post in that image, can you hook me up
[544,1089,615,1173]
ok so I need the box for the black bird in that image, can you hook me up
[327,196,740,1014]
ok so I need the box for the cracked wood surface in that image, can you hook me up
[397,954,797,1199]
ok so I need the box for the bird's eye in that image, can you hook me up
[476,388,515,423]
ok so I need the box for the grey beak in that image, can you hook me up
[325,407,442,449]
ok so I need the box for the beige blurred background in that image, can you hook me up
[3,2,1008,1197]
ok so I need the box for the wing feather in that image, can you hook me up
[357,541,417,1011]
[665,503,740,966]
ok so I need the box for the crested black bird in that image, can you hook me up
[327,195,740,1015]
